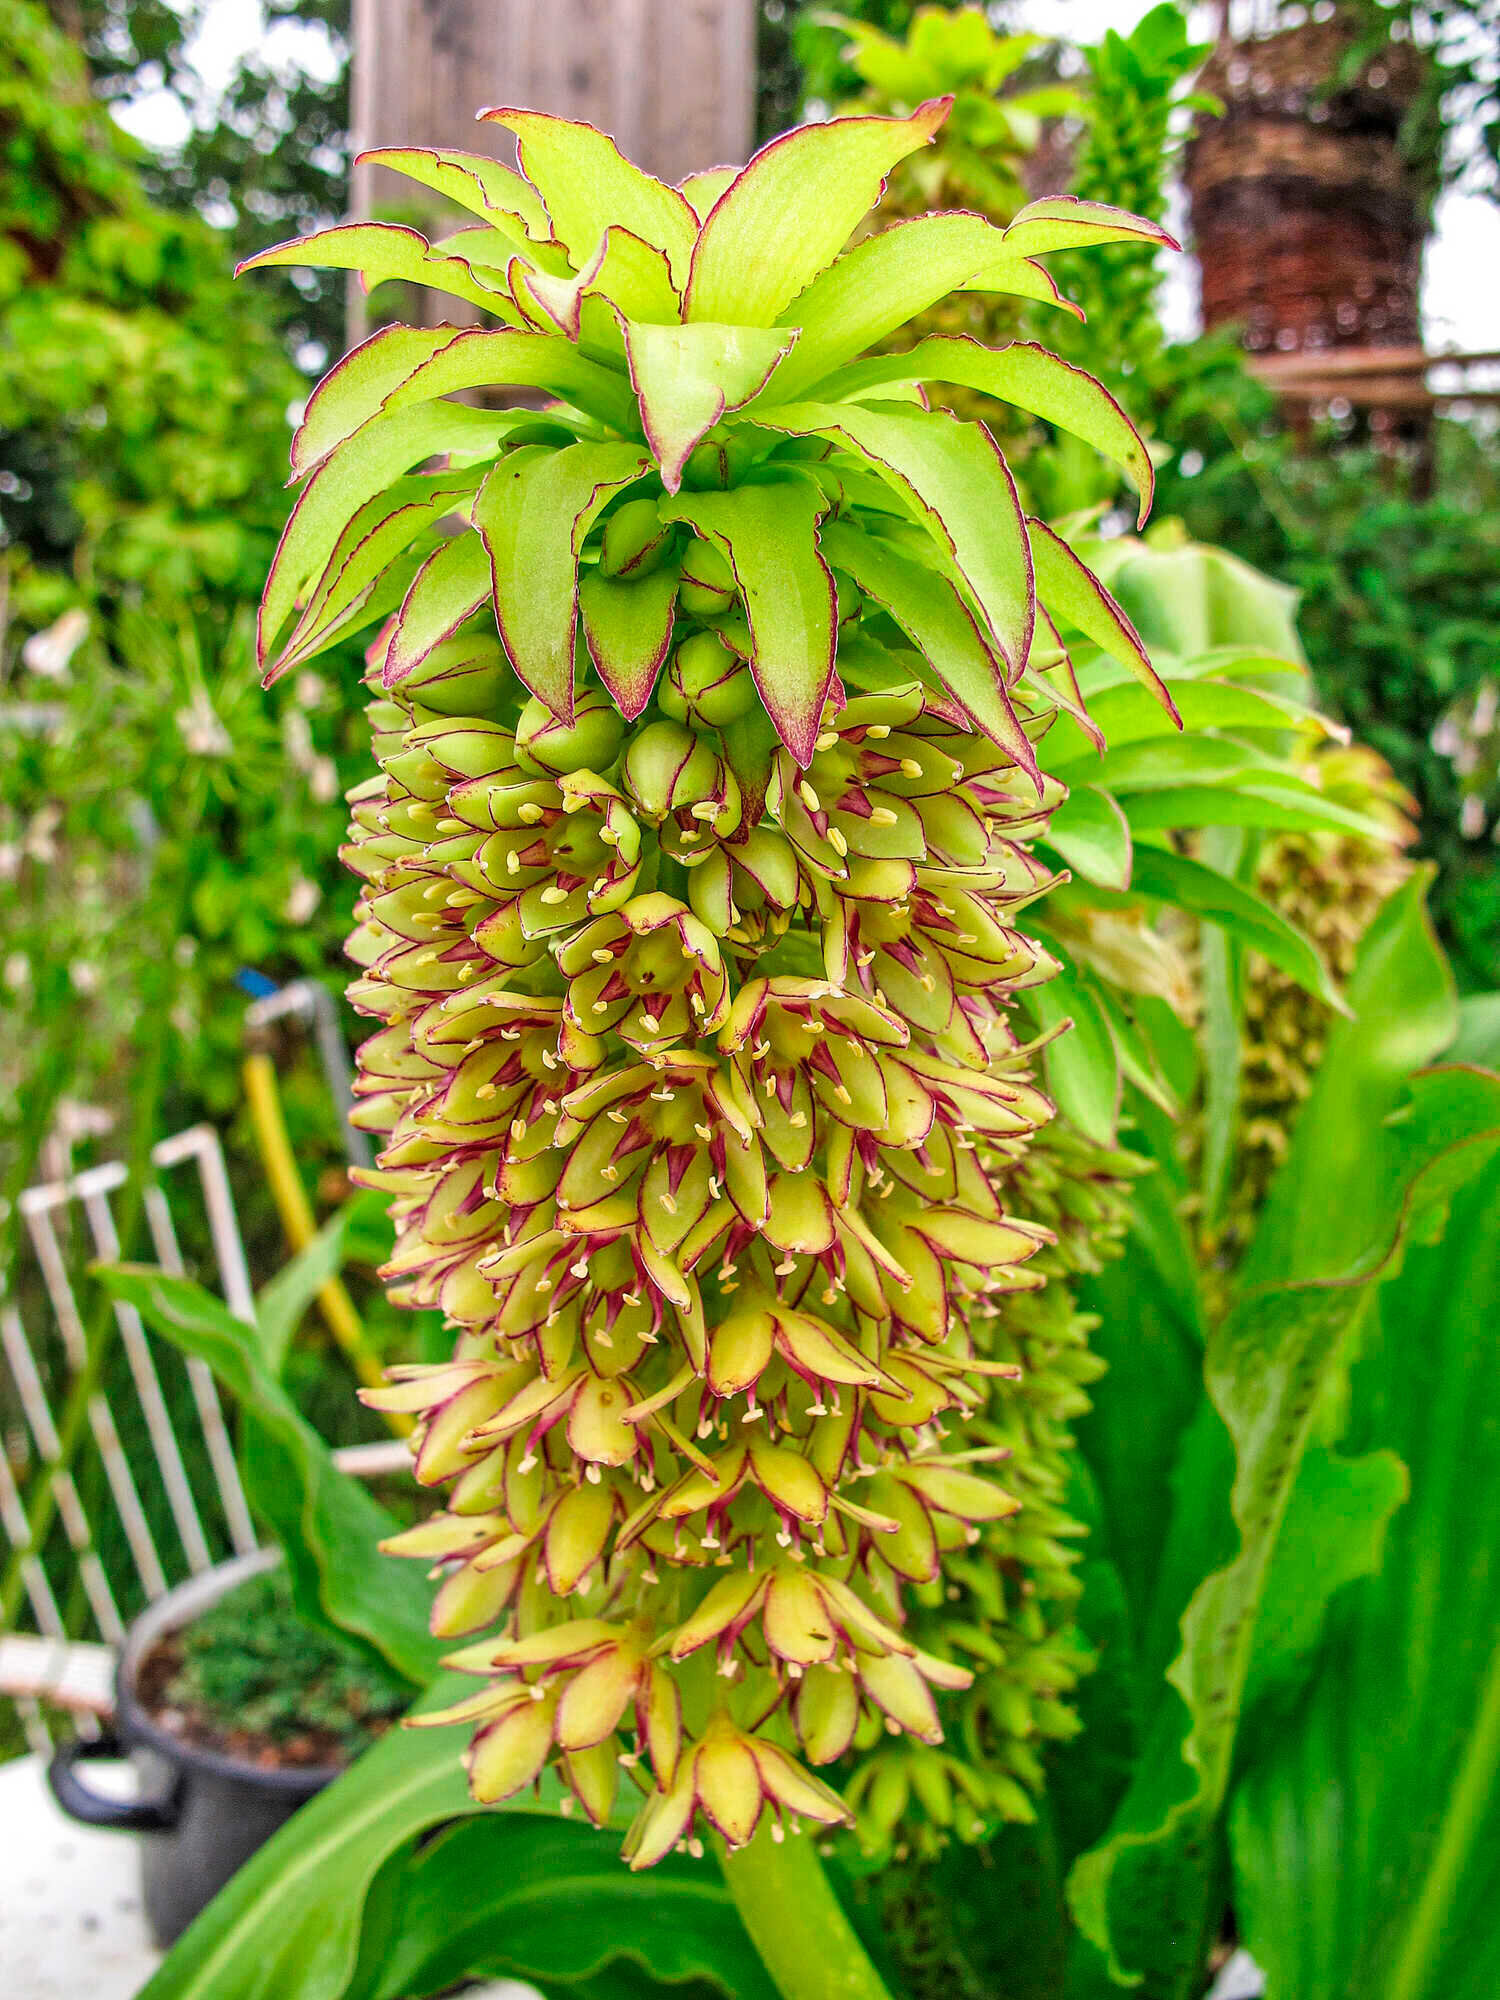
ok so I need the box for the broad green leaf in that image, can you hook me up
[474,441,649,721]
[384,532,493,686]
[829,340,1153,525]
[270,471,481,679]
[517,227,682,348]
[1448,990,1500,1069]
[988,194,1178,259]
[686,98,949,325]
[759,400,1033,678]
[1031,965,1121,1145]
[96,1266,441,1686]
[354,145,553,239]
[292,327,466,476]
[254,1198,363,1379]
[237,221,517,318]
[1045,677,1326,764]
[1044,784,1132,891]
[680,166,738,220]
[480,108,698,287]
[662,480,835,768]
[819,517,1037,776]
[579,566,679,720]
[1124,775,1396,841]
[1238,1443,1407,1734]
[1074,1178,1207,1681]
[1065,895,1500,1997]
[1232,1152,1500,2000]
[135,1679,543,2000]
[1195,827,1248,1229]
[1244,870,1456,1289]
[1127,846,1342,1011]
[1100,539,1306,666]
[1028,520,1176,720]
[1052,732,1278,793]
[351,1813,778,2000]
[259,403,515,668]
[621,321,796,492]
[378,324,641,434]
[762,212,1033,403]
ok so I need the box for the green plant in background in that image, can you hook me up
[161,1564,410,1758]
[820,7,1076,219]
[1047,5,1215,379]
[1,0,305,608]
[810,5,1078,432]
[1154,411,1500,994]
[0,0,378,1307]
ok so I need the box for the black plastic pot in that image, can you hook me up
[47,1548,342,1946]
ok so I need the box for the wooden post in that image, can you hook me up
[350,0,757,241]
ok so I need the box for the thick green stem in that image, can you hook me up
[720,1826,896,2000]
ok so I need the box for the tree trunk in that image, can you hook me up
[350,0,756,329]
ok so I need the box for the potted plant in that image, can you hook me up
[47,1548,408,1944]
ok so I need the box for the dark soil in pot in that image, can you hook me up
[133,1562,407,1773]
[47,1548,412,1947]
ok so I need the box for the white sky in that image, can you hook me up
[114,0,1498,353]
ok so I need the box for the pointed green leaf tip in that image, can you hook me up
[244,96,1178,762]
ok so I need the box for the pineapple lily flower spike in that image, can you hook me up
[241,98,1179,1866]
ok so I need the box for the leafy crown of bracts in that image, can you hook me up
[244,101,1180,1867]
[244,96,1176,775]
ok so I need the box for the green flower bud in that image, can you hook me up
[599,497,670,579]
[678,536,737,617]
[667,630,757,726]
[620,717,723,818]
[516,688,625,777]
[395,637,513,720]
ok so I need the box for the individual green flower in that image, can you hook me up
[247,97,1176,1864]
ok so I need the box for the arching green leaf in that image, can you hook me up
[993,193,1179,258]
[819,517,1037,777]
[479,108,698,287]
[354,145,554,239]
[686,98,950,325]
[622,322,796,492]
[384,533,494,686]
[259,403,517,668]
[271,471,481,679]
[237,221,519,318]
[662,480,836,767]
[474,441,650,721]
[759,400,1034,679]
[830,338,1154,524]
[1027,519,1176,722]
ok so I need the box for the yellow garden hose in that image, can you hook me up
[241,1051,409,1434]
